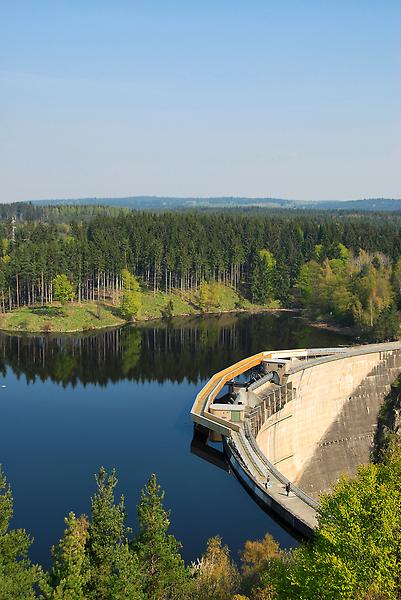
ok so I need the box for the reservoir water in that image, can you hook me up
[0,312,349,567]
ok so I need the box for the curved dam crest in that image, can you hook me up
[191,342,401,537]
[257,347,401,498]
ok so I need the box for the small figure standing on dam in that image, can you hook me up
[285,482,291,497]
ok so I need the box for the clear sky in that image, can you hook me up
[1,1,400,202]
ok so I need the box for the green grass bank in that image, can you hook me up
[0,286,277,333]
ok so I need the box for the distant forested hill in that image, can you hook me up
[21,196,401,212]
[1,199,401,227]
[30,196,295,210]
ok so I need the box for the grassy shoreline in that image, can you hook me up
[0,287,279,334]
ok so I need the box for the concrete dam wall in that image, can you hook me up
[256,347,401,498]
[191,342,401,536]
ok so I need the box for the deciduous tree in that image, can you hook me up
[278,445,401,599]
[190,536,240,600]
[53,274,75,304]
[120,269,141,320]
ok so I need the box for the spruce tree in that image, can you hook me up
[0,466,41,600]
[250,249,276,304]
[133,474,188,600]
[87,467,143,600]
[42,513,90,600]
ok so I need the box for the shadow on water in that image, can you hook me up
[0,311,351,567]
[190,425,229,472]
[190,425,307,545]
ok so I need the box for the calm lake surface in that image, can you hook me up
[0,312,350,567]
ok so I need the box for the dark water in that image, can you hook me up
[0,312,350,567]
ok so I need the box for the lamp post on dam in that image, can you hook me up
[190,342,401,538]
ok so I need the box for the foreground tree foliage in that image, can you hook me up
[254,442,401,600]
[190,536,240,600]
[133,474,189,599]
[2,443,401,599]
[40,468,144,600]
[239,534,282,597]
[86,468,142,600]
[42,513,90,600]
[0,467,41,599]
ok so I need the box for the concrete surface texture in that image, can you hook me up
[256,346,401,494]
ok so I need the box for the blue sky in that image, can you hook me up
[1,1,400,201]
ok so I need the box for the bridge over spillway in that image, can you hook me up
[190,342,401,538]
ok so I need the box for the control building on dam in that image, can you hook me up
[190,342,401,538]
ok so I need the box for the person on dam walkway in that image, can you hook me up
[285,481,291,497]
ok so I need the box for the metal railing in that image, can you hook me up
[243,419,319,509]
[247,382,295,438]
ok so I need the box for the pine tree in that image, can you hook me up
[250,250,276,305]
[133,474,188,599]
[0,466,41,600]
[87,467,143,600]
[42,513,90,600]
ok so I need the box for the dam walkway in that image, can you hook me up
[227,429,318,535]
[191,341,401,537]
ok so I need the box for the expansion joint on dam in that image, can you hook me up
[190,342,401,537]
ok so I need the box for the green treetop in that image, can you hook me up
[197,281,224,311]
[120,269,141,320]
[42,513,90,600]
[133,473,188,599]
[277,443,401,599]
[87,467,143,600]
[52,274,75,304]
[250,250,276,305]
[0,466,41,600]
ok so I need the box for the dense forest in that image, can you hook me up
[0,206,401,338]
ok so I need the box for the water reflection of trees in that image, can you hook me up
[0,313,348,387]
